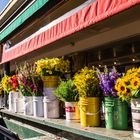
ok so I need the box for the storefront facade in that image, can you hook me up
[0,0,140,72]
[0,0,140,139]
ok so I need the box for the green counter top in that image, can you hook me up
[0,109,136,140]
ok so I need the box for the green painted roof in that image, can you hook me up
[0,0,49,41]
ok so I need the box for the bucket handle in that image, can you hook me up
[104,104,114,107]
[85,110,101,116]
[78,103,101,116]
[45,98,57,102]
[103,102,114,107]
[14,98,23,101]
[80,107,101,116]
[24,100,32,112]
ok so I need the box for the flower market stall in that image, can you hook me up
[1,56,140,139]
[1,0,140,139]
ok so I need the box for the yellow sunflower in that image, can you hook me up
[115,78,122,90]
[126,68,137,75]
[131,77,140,90]
[126,87,132,97]
[117,84,126,94]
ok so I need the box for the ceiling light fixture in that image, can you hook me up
[114,61,117,65]
[132,58,136,62]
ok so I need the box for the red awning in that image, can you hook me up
[1,0,140,63]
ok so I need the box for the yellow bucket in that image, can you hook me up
[79,97,101,127]
[42,76,60,88]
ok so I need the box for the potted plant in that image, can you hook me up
[98,66,128,130]
[35,57,70,89]
[54,79,80,122]
[73,66,101,127]
[1,75,14,111]
[115,67,140,138]
[32,75,44,117]
[35,57,70,119]
[9,75,23,113]
[17,62,44,117]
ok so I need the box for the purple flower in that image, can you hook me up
[23,79,27,85]
[30,84,34,88]
[98,68,121,97]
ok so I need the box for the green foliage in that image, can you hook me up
[54,79,78,102]
[132,89,140,98]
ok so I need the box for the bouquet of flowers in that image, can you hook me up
[10,75,19,91]
[1,75,13,93]
[17,62,43,96]
[73,67,101,97]
[35,57,70,76]
[97,66,121,97]
[115,67,140,101]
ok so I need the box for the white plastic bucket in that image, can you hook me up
[131,99,140,138]
[43,95,59,119]
[33,96,44,117]
[43,88,56,96]
[13,92,19,98]
[0,96,3,108]
[23,96,33,115]
[65,102,80,122]
[14,97,24,113]
[9,91,19,112]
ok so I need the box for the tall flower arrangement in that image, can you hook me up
[74,67,101,127]
[97,66,121,97]
[35,57,70,76]
[73,67,101,97]
[115,67,140,101]
[16,62,43,96]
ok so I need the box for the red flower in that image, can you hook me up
[10,75,19,90]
